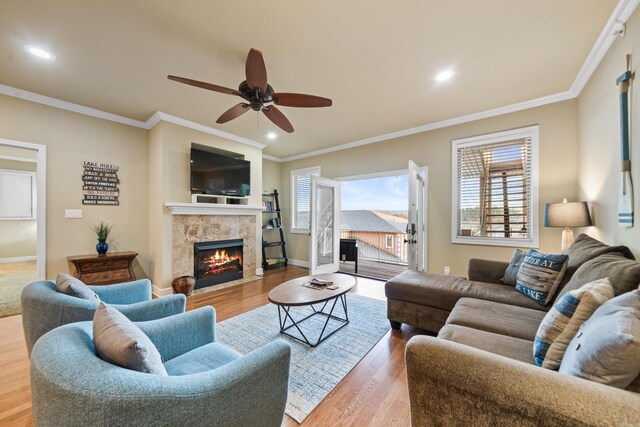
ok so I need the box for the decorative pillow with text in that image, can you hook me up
[515,249,568,305]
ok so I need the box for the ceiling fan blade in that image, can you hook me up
[216,103,250,124]
[263,106,294,133]
[245,48,268,92]
[168,75,238,95]
[273,93,332,108]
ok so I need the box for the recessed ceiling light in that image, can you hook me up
[267,132,277,140]
[24,45,55,60]
[435,69,454,82]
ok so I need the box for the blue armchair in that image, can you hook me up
[21,279,186,354]
[30,306,291,427]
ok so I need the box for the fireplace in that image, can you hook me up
[193,239,243,289]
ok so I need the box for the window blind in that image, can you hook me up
[291,167,320,231]
[456,137,532,239]
[0,170,34,219]
[293,174,311,230]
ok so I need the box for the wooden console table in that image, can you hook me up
[67,251,138,285]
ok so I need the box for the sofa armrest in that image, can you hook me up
[136,306,216,361]
[405,336,640,426]
[467,258,509,284]
[90,279,152,304]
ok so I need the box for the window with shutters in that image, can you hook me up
[0,169,36,220]
[451,126,539,247]
[290,166,321,233]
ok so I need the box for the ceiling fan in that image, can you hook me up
[168,48,332,133]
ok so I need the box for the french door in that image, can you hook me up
[309,176,341,275]
[408,161,427,272]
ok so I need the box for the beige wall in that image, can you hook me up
[147,121,264,290]
[0,158,37,259]
[262,159,282,194]
[0,94,150,279]
[577,7,640,258]
[280,100,579,276]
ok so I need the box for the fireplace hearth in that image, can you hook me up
[194,239,243,289]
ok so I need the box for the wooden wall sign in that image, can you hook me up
[82,161,120,205]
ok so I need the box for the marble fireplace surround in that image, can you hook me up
[165,203,263,294]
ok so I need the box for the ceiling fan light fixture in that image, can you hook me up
[435,69,454,82]
[24,45,55,60]
[267,132,277,140]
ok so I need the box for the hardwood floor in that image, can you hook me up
[0,266,425,426]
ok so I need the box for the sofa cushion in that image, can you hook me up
[559,289,640,389]
[56,273,100,301]
[515,249,568,305]
[501,249,526,286]
[534,278,614,368]
[164,342,241,376]
[438,324,534,364]
[385,270,548,313]
[93,302,167,376]
[556,253,640,300]
[446,298,545,341]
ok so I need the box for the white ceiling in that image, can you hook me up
[0,1,618,158]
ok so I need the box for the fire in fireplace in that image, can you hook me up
[194,239,243,289]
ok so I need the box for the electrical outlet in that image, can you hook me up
[444,266,450,275]
[65,209,83,219]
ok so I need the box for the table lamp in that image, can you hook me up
[544,199,593,252]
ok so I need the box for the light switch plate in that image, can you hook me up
[65,209,83,219]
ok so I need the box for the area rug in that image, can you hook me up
[0,261,38,318]
[216,294,390,423]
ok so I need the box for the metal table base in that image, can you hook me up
[276,294,349,347]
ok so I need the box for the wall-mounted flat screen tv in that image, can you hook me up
[190,148,250,196]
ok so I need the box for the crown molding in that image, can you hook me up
[148,112,266,149]
[569,0,640,95]
[0,83,148,128]
[0,84,266,150]
[261,153,283,162]
[277,90,574,162]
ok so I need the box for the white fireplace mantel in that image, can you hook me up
[165,202,263,215]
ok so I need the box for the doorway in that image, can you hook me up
[0,139,46,318]
[337,170,411,280]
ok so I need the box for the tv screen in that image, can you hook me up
[190,148,250,196]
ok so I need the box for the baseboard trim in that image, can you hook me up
[288,258,310,268]
[0,255,37,264]
[151,284,174,298]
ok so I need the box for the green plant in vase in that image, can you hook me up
[92,222,113,256]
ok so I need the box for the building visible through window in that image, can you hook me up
[452,126,539,247]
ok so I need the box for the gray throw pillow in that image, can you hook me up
[559,289,640,389]
[559,234,635,290]
[565,233,634,270]
[56,273,100,301]
[501,249,526,286]
[556,253,640,300]
[93,302,168,376]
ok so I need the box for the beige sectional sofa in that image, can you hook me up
[385,234,640,425]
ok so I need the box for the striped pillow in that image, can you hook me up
[515,249,568,305]
[533,278,614,368]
